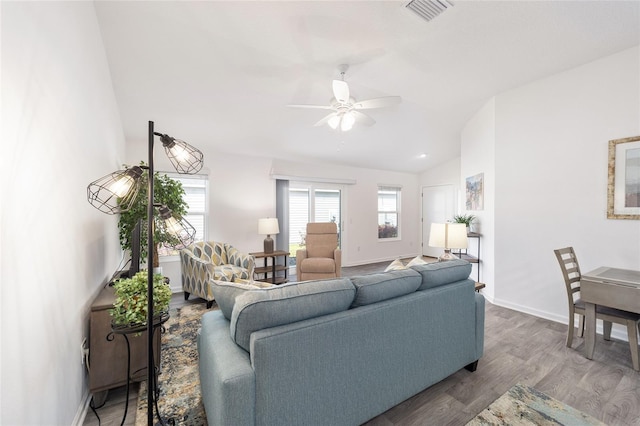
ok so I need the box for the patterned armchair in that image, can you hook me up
[180,241,255,308]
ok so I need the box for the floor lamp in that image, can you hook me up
[87,121,204,425]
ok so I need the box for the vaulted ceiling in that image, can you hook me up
[94,1,640,173]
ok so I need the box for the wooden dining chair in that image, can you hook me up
[554,247,640,369]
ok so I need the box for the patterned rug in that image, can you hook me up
[466,383,605,425]
[135,303,210,426]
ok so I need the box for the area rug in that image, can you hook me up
[466,383,605,425]
[135,303,210,426]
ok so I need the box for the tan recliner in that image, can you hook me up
[296,222,342,282]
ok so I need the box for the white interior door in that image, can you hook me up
[422,185,456,257]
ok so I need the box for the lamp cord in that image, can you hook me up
[88,395,104,426]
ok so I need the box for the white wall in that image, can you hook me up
[461,99,496,299]
[419,157,461,189]
[462,46,640,337]
[1,2,126,424]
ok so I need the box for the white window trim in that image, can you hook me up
[377,185,401,241]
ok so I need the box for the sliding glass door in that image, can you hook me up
[289,183,342,259]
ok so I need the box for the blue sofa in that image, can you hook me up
[197,259,485,426]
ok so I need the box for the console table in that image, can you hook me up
[251,250,289,284]
[453,232,481,283]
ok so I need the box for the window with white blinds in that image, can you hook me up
[159,173,208,256]
[378,186,401,239]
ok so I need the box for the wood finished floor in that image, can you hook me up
[84,258,640,426]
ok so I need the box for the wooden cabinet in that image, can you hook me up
[250,250,289,284]
[88,286,161,404]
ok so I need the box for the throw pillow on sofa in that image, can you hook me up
[410,259,472,290]
[230,278,356,352]
[406,256,427,267]
[350,269,422,307]
[210,280,275,319]
[384,258,406,271]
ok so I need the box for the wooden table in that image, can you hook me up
[581,267,640,370]
[250,250,289,284]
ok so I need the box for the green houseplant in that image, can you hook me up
[111,271,172,328]
[118,162,188,268]
[453,214,476,230]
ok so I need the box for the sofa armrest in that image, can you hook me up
[198,311,256,426]
[334,249,342,276]
[227,247,256,277]
[181,249,208,266]
[180,250,212,280]
[474,293,485,359]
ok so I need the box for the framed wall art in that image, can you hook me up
[466,173,484,211]
[608,135,640,220]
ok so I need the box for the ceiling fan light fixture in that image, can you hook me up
[288,64,401,131]
[341,112,355,132]
[328,114,341,130]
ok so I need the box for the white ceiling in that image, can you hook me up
[94,0,640,174]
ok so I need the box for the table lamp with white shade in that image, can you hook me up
[258,217,280,253]
[428,222,468,261]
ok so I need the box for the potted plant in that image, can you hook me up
[453,214,476,232]
[110,271,172,330]
[117,162,189,270]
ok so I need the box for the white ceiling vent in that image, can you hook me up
[404,0,454,23]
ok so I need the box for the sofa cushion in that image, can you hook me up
[384,258,406,271]
[350,269,422,307]
[230,278,356,352]
[300,257,336,273]
[210,280,276,320]
[209,264,251,282]
[410,259,472,290]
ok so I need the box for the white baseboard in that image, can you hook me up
[72,390,92,426]
[487,295,630,343]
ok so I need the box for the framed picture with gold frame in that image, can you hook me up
[607,135,640,220]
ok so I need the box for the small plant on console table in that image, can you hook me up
[453,214,476,233]
[110,271,172,331]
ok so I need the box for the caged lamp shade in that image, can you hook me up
[258,218,280,253]
[158,134,204,174]
[86,166,143,215]
[428,223,468,261]
[156,206,197,249]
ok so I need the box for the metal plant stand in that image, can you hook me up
[108,311,170,426]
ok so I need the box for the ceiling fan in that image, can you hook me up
[288,64,402,132]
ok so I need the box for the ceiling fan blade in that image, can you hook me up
[314,112,338,127]
[287,104,334,110]
[353,110,375,126]
[332,80,350,103]
[353,96,402,110]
